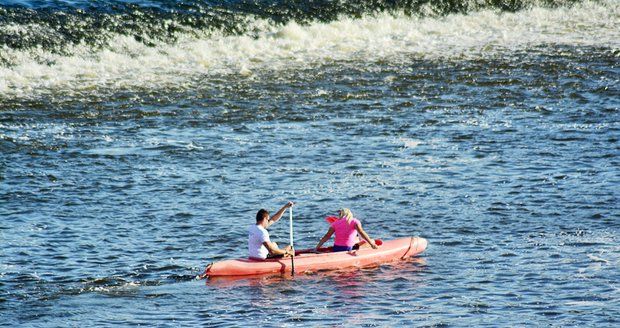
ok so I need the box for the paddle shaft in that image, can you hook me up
[289,207,295,275]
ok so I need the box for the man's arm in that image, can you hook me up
[263,242,293,256]
[266,201,294,228]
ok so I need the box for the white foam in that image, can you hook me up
[0,122,74,143]
[399,138,423,148]
[587,254,609,264]
[0,0,618,98]
[565,300,603,307]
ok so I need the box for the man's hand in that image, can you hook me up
[284,245,294,256]
[267,201,295,227]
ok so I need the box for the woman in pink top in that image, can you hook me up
[315,208,378,252]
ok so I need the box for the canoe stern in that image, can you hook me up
[401,237,428,259]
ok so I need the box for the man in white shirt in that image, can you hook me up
[248,201,295,260]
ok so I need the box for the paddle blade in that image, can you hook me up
[356,239,383,248]
[325,216,338,224]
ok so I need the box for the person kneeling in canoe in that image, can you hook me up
[315,208,378,252]
[248,201,295,260]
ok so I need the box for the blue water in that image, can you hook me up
[1,0,619,326]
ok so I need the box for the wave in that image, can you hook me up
[0,0,588,52]
[0,0,618,99]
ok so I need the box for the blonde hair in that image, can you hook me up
[338,208,353,223]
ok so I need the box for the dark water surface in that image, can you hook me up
[1,0,619,326]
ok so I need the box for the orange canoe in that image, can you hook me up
[204,236,427,277]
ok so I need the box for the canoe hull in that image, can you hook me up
[205,236,427,277]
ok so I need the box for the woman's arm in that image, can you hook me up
[315,227,335,250]
[355,223,378,249]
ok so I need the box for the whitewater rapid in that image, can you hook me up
[0,0,618,98]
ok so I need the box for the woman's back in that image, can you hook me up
[316,207,378,252]
[331,217,360,247]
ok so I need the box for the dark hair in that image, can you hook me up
[256,209,269,223]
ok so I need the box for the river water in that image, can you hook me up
[1,0,619,326]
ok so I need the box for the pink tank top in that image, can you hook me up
[331,218,360,247]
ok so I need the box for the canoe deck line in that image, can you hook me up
[205,236,428,277]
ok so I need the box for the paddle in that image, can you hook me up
[289,206,295,275]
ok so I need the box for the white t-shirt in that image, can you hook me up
[248,224,270,259]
